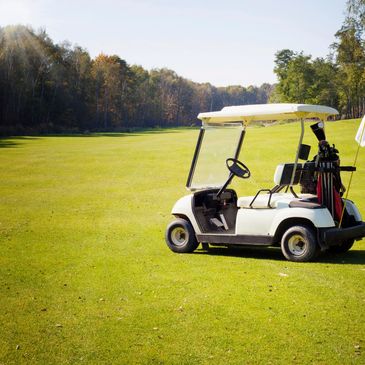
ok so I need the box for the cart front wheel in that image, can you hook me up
[281,225,318,262]
[165,219,199,253]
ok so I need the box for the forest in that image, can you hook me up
[272,0,365,119]
[0,0,364,135]
[0,25,273,135]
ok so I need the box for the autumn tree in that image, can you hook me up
[0,25,274,135]
[92,54,128,129]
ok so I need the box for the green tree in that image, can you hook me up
[346,0,365,31]
[311,58,338,107]
[273,51,317,103]
[333,26,365,117]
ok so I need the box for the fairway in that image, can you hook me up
[1,121,365,364]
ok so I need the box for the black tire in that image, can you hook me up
[328,239,354,254]
[281,225,319,262]
[165,219,199,253]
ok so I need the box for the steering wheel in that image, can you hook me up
[226,158,251,179]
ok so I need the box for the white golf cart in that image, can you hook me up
[165,104,365,262]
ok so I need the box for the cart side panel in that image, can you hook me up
[171,195,202,234]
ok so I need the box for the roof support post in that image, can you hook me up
[289,118,305,188]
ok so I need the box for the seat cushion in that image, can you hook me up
[274,163,302,185]
[237,194,285,208]
[237,193,318,209]
[288,200,322,209]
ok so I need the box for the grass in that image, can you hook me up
[0,121,365,364]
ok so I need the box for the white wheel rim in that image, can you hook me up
[287,234,307,256]
[171,227,188,246]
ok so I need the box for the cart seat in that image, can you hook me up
[237,193,288,209]
[274,163,302,186]
[237,193,318,209]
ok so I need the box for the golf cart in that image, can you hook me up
[165,103,365,262]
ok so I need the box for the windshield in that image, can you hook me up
[187,123,244,190]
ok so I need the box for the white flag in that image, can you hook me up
[355,115,365,147]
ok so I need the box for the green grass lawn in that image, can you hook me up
[1,120,365,364]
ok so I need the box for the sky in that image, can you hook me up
[0,0,347,87]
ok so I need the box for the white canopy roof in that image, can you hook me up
[197,103,339,123]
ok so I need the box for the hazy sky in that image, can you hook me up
[0,0,347,86]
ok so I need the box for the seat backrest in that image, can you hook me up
[274,163,302,186]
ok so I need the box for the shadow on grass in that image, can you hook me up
[194,245,365,264]
[194,246,285,261]
[0,128,191,146]
[42,129,189,137]
[317,249,365,265]
[0,136,40,148]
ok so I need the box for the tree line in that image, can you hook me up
[1,1,364,135]
[0,25,273,135]
[272,0,365,119]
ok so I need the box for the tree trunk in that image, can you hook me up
[103,87,108,130]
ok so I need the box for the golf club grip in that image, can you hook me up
[340,166,356,171]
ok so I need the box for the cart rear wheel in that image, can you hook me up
[281,225,318,262]
[165,219,199,253]
[329,239,354,254]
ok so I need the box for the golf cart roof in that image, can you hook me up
[197,103,339,124]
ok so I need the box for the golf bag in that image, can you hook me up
[315,141,343,221]
[301,122,344,222]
